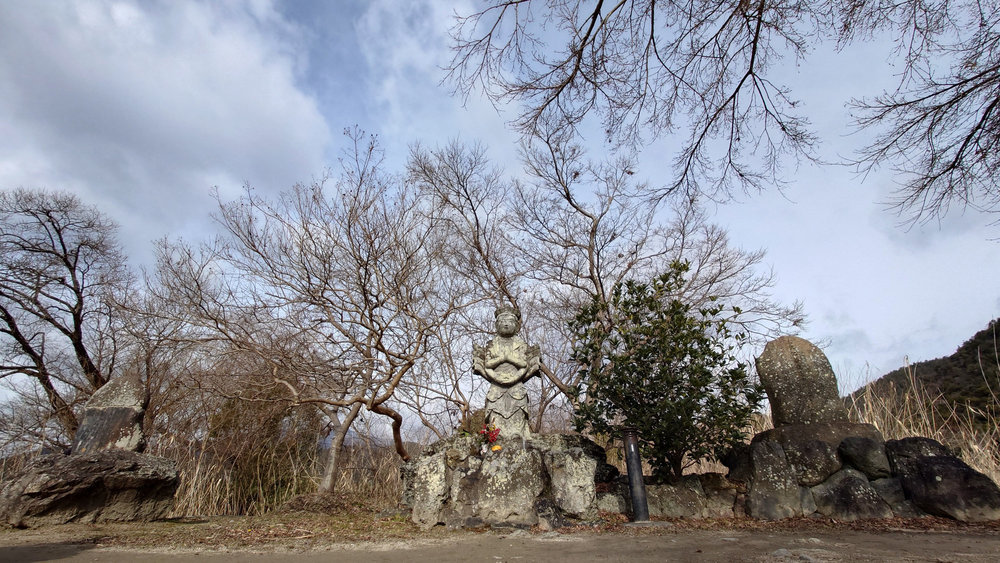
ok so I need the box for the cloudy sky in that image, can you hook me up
[1,0,997,392]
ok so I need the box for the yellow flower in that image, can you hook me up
[491,445,502,452]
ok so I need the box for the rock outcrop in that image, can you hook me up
[0,376,178,528]
[0,449,178,528]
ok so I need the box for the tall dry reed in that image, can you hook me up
[153,436,405,517]
[846,358,1000,484]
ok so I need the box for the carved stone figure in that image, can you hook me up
[472,306,540,438]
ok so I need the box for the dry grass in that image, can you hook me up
[152,436,404,518]
[152,438,321,517]
[845,361,1000,484]
[0,450,32,483]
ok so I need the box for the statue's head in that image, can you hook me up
[494,305,521,337]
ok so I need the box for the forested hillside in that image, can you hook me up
[852,319,1000,430]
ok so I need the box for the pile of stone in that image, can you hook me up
[724,336,1000,522]
[0,374,179,528]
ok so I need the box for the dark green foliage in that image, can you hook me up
[569,261,765,483]
[852,319,1000,433]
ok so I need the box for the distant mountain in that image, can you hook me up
[850,319,1000,429]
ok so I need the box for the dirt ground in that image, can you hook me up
[2,516,999,562]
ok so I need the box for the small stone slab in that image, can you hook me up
[71,373,148,454]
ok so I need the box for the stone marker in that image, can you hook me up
[755,336,848,427]
[71,372,148,454]
[404,307,619,529]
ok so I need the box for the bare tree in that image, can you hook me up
[0,188,130,444]
[448,0,821,199]
[408,135,804,427]
[517,132,804,415]
[449,0,1000,224]
[843,1,1000,224]
[150,131,470,491]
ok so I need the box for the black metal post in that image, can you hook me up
[622,427,649,522]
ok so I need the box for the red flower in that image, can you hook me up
[479,424,500,443]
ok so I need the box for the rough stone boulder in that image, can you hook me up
[751,422,882,485]
[838,437,891,480]
[809,467,893,521]
[72,373,148,454]
[886,437,1000,522]
[755,336,848,426]
[0,449,178,528]
[742,440,805,520]
[402,433,618,529]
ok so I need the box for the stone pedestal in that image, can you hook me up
[402,433,619,529]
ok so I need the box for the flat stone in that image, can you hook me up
[752,422,883,450]
[71,373,149,454]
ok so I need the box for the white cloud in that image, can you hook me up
[0,0,331,263]
[355,0,520,167]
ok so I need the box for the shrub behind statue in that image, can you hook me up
[569,261,765,483]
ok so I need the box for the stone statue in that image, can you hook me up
[473,306,540,438]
